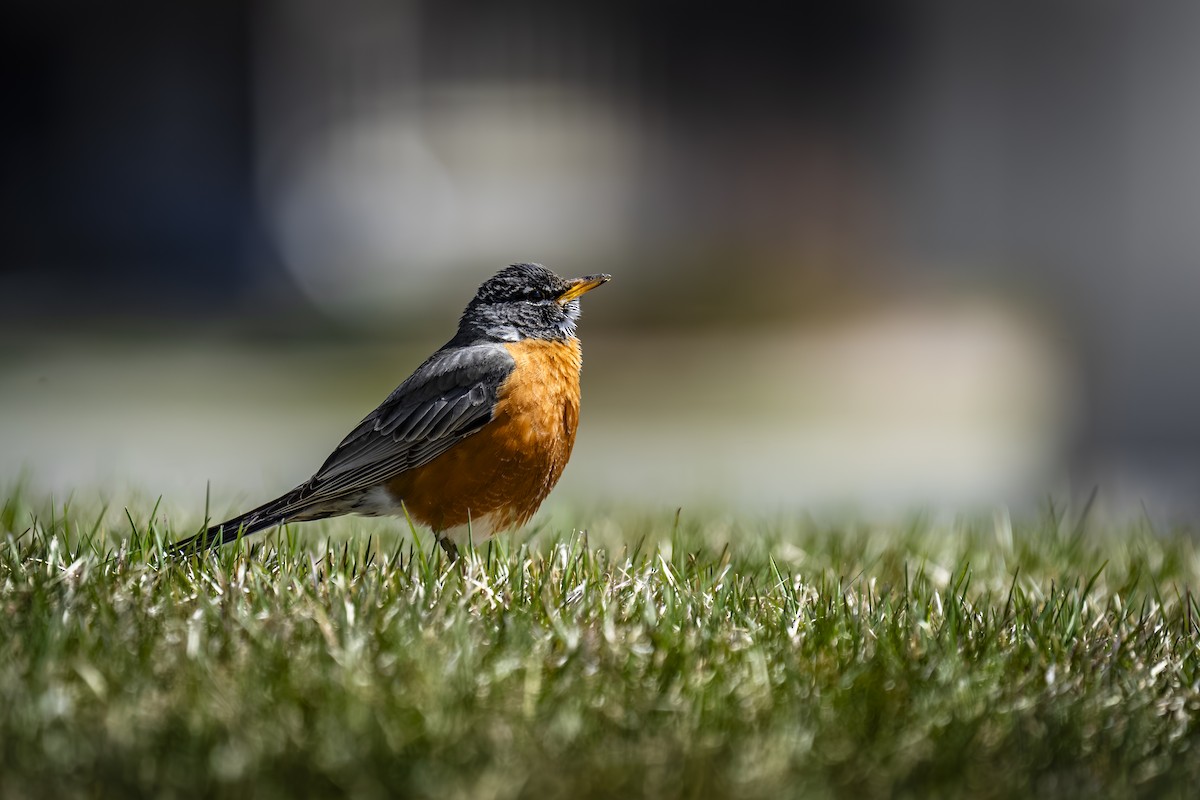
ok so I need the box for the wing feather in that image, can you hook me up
[283,342,514,510]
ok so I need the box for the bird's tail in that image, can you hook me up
[168,488,311,556]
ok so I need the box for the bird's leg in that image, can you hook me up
[436,532,459,563]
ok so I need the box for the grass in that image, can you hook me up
[2,491,1200,799]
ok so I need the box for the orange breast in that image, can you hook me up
[385,337,583,533]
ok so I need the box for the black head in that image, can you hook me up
[457,263,610,342]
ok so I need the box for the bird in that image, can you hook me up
[170,263,610,561]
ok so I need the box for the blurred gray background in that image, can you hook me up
[3,1,1198,522]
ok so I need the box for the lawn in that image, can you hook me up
[2,491,1199,799]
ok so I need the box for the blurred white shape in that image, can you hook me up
[559,300,1080,514]
[271,118,459,311]
[264,89,636,322]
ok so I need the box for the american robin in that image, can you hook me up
[170,263,610,560]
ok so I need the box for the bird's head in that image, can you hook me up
[459,263,610,342]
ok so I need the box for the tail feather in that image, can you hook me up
[169,489,308,556]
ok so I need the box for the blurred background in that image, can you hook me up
[3,1,1198,523]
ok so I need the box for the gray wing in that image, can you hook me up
[292,342,516,507]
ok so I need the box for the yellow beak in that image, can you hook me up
[557,274,612,303]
